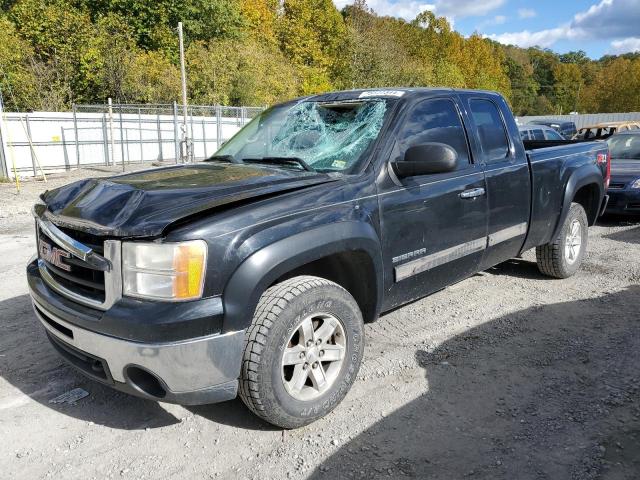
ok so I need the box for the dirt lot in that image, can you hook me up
[1,169,639,479]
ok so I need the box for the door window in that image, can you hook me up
[398,98,471,169]
[469,99,509,163]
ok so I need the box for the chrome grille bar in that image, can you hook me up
[34,210,111,272]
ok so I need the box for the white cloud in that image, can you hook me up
[494,15,507,24]
[332,0,504,22]
[333,0,435,20]
[517,8,536,19]
[489,26,577,48]
[609,37,640,54]
[476,14,507,31]
[434,0,505,18]
[488,0,640,49]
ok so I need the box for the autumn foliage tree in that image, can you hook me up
[0,0,638,113]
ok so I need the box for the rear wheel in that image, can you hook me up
[536,202,588,279]
[239,276,364,429]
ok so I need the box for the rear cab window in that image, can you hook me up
[532,129,545,140]
[469,99,510,163]
[544,129,563,140]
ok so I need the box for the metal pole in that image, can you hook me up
[108,98,116,166]
[202,118,207,158]
[190,107,195,160]
[216,105,222,149]
[72,104,80,167]
[138,108,143,163]
[24,115,37,176]
[178,22,190,162]
[118,106,125,172]
[157,114,163,161]
[0,91,7,178]
[61,127,70,171]
[173,101,179,163]
[101,115,109,165]
[125,128,130,165]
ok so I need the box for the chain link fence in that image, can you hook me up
[0,102,264,177]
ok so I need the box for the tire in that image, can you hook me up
[239,275,364,429]
[536,202,588,279]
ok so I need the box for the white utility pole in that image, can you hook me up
[178,22,191,163]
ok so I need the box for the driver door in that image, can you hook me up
[378,96,488,310]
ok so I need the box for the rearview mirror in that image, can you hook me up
[391,143,458,178]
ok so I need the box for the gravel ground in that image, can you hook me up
[0,169,639,479]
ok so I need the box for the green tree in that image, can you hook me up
[9,0,94,105]
[81,0,246,50]
[279,0,348,93]
[0,16,38,110]
[552,62,583,114]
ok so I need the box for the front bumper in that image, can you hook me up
[605,189,640,215]
[27,261,245,405]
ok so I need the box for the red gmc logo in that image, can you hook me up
[39,240,71,271]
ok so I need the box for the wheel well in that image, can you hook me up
[572,183,600,225]
[274,251,378,323]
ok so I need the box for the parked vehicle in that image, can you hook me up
[605,131,640,215]
[27,88,609,428]
[574,121,640,140]
[519,124,565,141]
[529,119,577,139]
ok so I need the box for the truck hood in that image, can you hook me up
[41,163,338,237]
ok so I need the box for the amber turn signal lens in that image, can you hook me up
[174,242,207,299]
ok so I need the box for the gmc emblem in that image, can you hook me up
[39,240,71,271]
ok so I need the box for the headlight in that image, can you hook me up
[122,240,207,301]
[631,179,640,189]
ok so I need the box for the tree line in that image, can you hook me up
[0,0,639,114]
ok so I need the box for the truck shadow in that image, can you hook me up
[0,294,179,430]
[309,286,640,479]
[187,399,276,431]
[597,214,640,227]
[604,225,640,245]
[486,258,547,280]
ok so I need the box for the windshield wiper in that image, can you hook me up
[242,156,316,172]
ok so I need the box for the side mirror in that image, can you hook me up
[391,143,458,178]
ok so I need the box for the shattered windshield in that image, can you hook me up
[213,99,389,172]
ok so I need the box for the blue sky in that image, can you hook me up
[333,0,640,59]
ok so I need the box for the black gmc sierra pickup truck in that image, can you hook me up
[27,88,609,428]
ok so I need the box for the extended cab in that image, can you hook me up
[27,89,609,428]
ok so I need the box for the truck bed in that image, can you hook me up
[523,140,608,251]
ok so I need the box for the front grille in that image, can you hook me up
[608,182,627,190]
[38,227,106,303]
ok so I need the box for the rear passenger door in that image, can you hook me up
[378,96,488,310]
[459,95,531,270]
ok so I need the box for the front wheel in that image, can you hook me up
[536,202,588,279]
[239,276,364,429]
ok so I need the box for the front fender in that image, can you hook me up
[222,221,383,333]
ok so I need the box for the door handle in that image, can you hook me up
[459,187,486,199]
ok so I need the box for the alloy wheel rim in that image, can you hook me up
[565,219,582,265]
[281,312,346,401]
